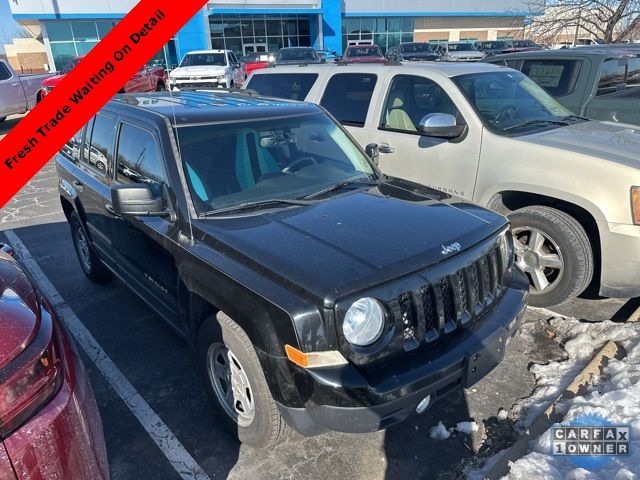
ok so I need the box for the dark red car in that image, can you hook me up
[341,45,386,64]
[38,57,167,101]
[0,246,108,480]
[242,52,276,76]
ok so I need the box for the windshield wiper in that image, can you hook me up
[302,178,379,200]
[201,198,314,217]
[561,114,589,123]
[503,119,571,131]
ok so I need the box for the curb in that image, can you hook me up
[483,340,625,479]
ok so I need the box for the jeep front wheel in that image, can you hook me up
[509,206,593,307]
[198,312,288,448]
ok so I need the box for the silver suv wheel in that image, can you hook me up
[513,226,564,294]
[207,343,256,427]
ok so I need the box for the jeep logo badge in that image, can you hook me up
[441,242,461,255]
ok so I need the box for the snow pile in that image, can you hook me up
[478,317,640,479]
[429,421,451,440]
[497,408,509,421]
[455,421,479,435]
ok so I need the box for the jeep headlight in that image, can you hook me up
[343,298,385,346]
[499,228,515,271]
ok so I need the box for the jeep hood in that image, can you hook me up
[170,65,226,77]
[196,180,506,305]
[516,120,640,169]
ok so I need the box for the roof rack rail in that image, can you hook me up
[335,60,348,66]
[383,59,403,66]
[176,87,260,96]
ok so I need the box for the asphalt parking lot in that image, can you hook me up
[1,158,636,480]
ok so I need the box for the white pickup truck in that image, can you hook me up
[245,63,640,307]
[0,59,53,122]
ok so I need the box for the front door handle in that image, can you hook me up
[105,204,118,217]
[72,180,84,192]
[379,143,395,154]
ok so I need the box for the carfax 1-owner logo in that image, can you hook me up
[551,414,631,469]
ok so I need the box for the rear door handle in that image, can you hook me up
[72,180,84,192]
[379,143,395,154]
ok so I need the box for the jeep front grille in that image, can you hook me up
[398,247,504,349]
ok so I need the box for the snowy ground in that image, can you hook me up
[466,316,640,479]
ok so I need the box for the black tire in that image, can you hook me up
[0,117,6,124]
[197,312,289,448]
[69,212,112,283]
[508,206,593,307]
[156,81,165,91]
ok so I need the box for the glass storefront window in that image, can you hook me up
[209,14,311,56]
[49,42,76,70]
[76,41,98,56]
[96,21,115,39]
[46,22,73,42]
[343,17,415,53]
[72,22,98,42]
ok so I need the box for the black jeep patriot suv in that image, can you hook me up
[56,91,529,447]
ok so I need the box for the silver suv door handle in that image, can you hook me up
[379,143,395,154]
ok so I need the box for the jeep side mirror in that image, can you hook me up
[365,143,380,166]
[111,184,167,216]
[418,113,466,139]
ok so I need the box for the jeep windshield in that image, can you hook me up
[176,113,378,215]
[180,53,226,67]
[453,71,582,135]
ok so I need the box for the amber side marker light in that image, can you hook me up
[284,344,348,368]
[632,187,640,225]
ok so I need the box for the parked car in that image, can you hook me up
[437,42,486,62]
[476,40,511,57]
[316,50,339,62]
[39,56,167,101]
[0,246,108,479]
[168,50,245,90]
[275,47,322,65]
[502,39,543,53]
[56,90,528,447]
[340,45,386,64]
[387,43,440,62]
[486,48,640,126]
[242,52,276,76]
[245,63,640,306]
[0,59,54,122]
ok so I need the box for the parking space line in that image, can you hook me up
[4,229,211,480]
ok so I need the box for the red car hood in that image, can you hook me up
[42,74,65,88]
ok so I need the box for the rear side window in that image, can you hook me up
[627,57,640,87]
[61,127,84,163]
[0,63,11,81]
[521,59,582,97]
[320,73,377,127]
[116,123,166,199]
[597,59,626,96]
[82,114,115,175]
[247,73,318,101]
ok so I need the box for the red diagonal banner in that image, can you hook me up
[0,0,209,208]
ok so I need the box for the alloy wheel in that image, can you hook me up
[207,343,255,427]
[75,225,92,272]
[512,226,564,294]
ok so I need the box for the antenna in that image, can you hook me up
[167,85,196,247]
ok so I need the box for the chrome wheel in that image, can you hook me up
[75,225,92,272]
[207,343,255,427]
[513,226,564,294]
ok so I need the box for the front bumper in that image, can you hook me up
[598,221,640,298]
[274,283,528,436]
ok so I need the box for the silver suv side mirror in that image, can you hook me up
[418,113,466,139]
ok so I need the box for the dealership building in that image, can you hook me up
[9,0,533,71]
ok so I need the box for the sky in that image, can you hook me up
[0,0,25,53]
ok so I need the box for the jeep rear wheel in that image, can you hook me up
[509,206,593,307]
[69,212,112,283]
[198,312,289,448]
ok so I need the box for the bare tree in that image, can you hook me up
[521,0,640,44]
